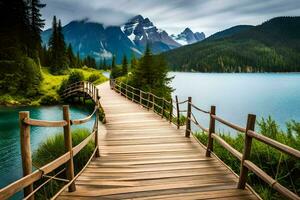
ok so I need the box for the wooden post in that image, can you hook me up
[139,90,142,105]
[125,84,128,98]
[169,99,173,123]
[237,114,256,189]
[152,95,154,110]
[19,111,34,199]
[95,107,100,158]
[147,93,150,110]
[206,106,216,157]
[63,105,76,192]
[185,97,192,137]
[132,89,134,102]
[161,98,165,118]
[175,96,180,129]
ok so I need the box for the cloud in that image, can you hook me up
[41,0,300,36]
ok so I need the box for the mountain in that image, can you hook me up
[121,15,181,54]
[162,17,300,72]
[42,19,138,63]
[42,15,198,63]
[204,25,254,41]
[171,28,205,45]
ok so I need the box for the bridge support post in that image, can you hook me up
[169,98,173,123]
[95,107,100,158]
[185,97,192,137]
[63,105,76,192]
[139,90,142,105]
[19,111,34,200]
[147,93,150,110]
[238,114,256,189]
[206,106,216,157]
[161,98,165,118]
[175,96,180,129]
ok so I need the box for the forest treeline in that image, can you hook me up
[0,1,110,99]
[163,17,300,72]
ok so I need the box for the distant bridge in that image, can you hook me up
[0,80,299,200]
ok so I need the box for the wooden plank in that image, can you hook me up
[56,82,259,200]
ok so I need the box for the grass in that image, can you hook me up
[32,128,95,199]
[194,117,300,200]
[0,66,108,106]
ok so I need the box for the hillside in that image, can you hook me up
[205,25,254,41]
[163,17,300,72]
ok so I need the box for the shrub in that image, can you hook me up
[32,128,94,199]
[68,70,84,84]
[0,56,42,97]
[39,94,59,105]
[88,74,100,83]
[58,71,84,94]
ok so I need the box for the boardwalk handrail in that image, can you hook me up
[0,82,101,200]
[110,79,300,200]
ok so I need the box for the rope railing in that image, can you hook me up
[0,81,102,200]
[110,78,300,200]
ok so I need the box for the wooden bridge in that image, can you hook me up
[0,80,299,200]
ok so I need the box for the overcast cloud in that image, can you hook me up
[41,0,300,36]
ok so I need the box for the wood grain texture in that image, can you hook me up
[57,82,259,200]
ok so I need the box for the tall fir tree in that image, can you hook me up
[29,0,45,60]
[131,44,173,99]
[67,44,76,68]
[110,55,118,79]
[122,55,128,75]
[76,51,81,67]
[48,17,68,73]
[130,52,138,71]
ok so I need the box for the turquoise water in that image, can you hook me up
[170,72,300,133]
[0,105,95,198]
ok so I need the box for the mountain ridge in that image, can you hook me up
[42,15,204,63]
[162,16,300,72]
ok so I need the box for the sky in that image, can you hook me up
[41,0,300,36]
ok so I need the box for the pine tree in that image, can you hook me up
[48,16,68,73]
[132,43,154,87]
[122,55,128,75]
[110,55,118,79]
[29,0,45,59]
[130,52,138,71]
[76,52,81,67]
[67,44,76,68]
[130,44,173,99]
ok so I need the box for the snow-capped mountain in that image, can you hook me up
[171,28,205,45]
[42,15,205,63]
[121,15,181,53]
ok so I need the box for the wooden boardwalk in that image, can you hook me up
[58,82,259,200]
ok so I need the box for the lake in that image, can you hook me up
[170,72,300,133]
[0,105,95,198]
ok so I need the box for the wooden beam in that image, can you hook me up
[19,111,34,200]
[237,114,256,189]
[63,105,76,192]
[206,106,216,157]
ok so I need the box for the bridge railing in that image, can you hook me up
[0,82,101,200]
[110,79,300,200]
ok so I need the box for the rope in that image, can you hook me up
[32,162,45,176]
[191,103,210,114]
[178,99,188,104]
